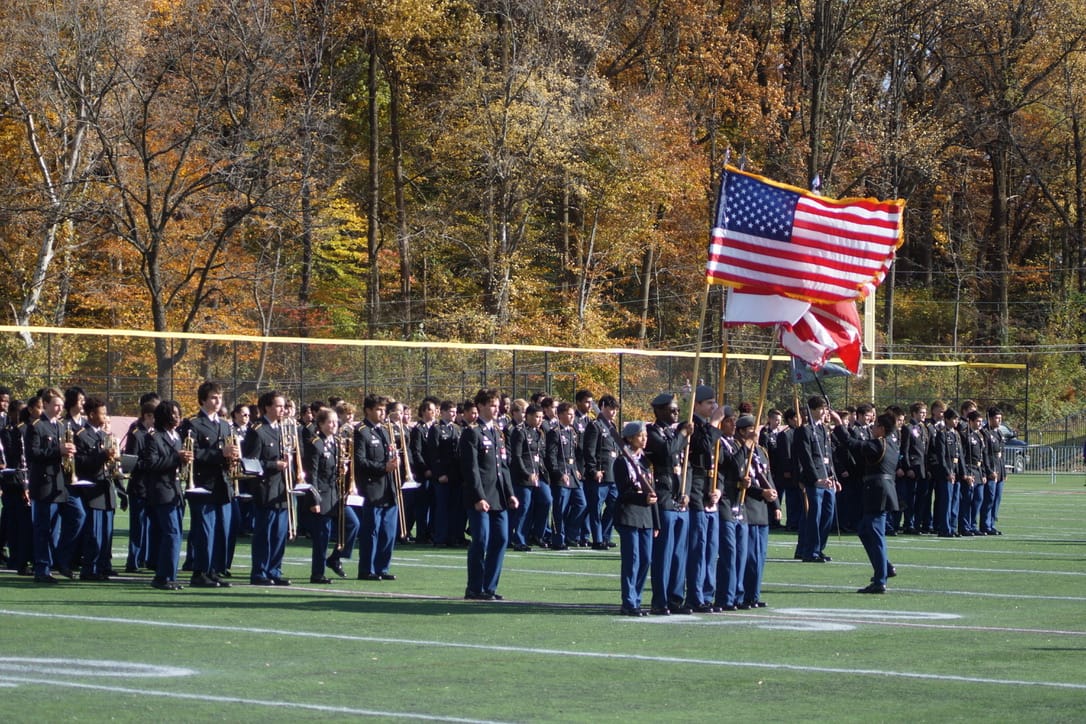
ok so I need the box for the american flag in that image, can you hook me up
[706,167,904,303]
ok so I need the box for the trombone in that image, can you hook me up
[385,421,408,539]
[335,431,353,551]
[281,420,299,540]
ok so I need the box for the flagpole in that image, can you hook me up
[739,327,778,506]
[678,280,712,508]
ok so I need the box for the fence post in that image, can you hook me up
[511,349,518,400]
[618,352,625,427]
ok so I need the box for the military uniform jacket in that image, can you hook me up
[714,436,741,522]
[181,412,234,504]
[930,423,966,482]
[613,448,659,530]
[123,421,151,500]
[792,422,835,486]
[832,426,900,514]
[899,419,930,478]
[353,420,396,507]
[762,425,797,487]
[687,415,720,513]
[26,417,70,504]
[734,443,778,526]
[138,429,185,507]
[546,424,582,489]
[303,433,340,514]
[960,427,989,481]
[981,425,1004,481]
[242,420,288,509]
[459,421,514,510]
[74,426,117,511]
[508,423,544,487]
[582,417,620,485]
[427,420,461,485]
[645,422,687,511]
[409,422,433,481]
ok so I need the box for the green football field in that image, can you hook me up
[1,473,1083,722]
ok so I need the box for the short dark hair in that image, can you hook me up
[474,388,499,406]
[987,406,1002,419]
[875,412,897,433]
[258,390,283,413]
[556,401,574,415]
[807,396,826,411]
[153,400,181,431]
[575,389,593,403]
[198,381,223,403]
[599,395,618,409]
[139,391,161,406]
[364,394,387,411]
[83,396,107,416]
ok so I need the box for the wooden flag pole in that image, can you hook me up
[677,280,713,508]
[739,327,778,506]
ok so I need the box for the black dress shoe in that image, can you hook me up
[218,570,232,578]
[190,572,218,588]
[819,555,833,562]
[152,579,183,590]
[359,573,382,581]
[591,542,609,550]
[326,558,346,578]
[649,608,671,616]
[606,541,617,548]
[512,544,532,552]
[858,583,886,594]
[887,565,897,578]
[124,564,140,573]
[57,567,75,579]
[250,578,275,586]
[380,573,397,581]
[34,574,59,584]
[485,592,503,600]
[464,590,491,600]
[550,544,569,551]
[210,574,232,588]
[309,576,332,584]
[270,576,291,586]
[737,603,752,610]
[621,607,644,617]
[802,556,827,563]
[752,601,767,608]
[672,606,694,615]
[990,528,1003,535]
[693,604,715,613]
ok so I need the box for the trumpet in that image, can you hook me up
[62,425,76,486]
[225,429,241,497]
[106,432,125,481]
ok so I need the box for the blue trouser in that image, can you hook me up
[125,496,150,569]
[585,481,618,544]
[743,523,769,604]
[308,505,360,577]
[550,485,587,547]
[781,483,802,530]
[650,509,689,610]
[32,496,85,576]
[80,508,114,575]
[896,477,916,530]
[991,479,1005,525]
[251,506,288,581]
[912,476,933,531]
[510,485,536,546]
[798,486,834,558]
[685,510,719,607]
[529,483,553,542]
[358,504,398,576]
[857,510,890,585]
[188,499,215,573]
[980,478,1000,531]
[968,481,985,531]
[958,482,976,533]
[933,476,954,535]
[152,501,183,583]
[466,507,509,595]
[617,524,652,611]
[225,498,240,570]
[715,518,746,607]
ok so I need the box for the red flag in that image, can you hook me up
[706,167,904,303]
[779,300,862,373]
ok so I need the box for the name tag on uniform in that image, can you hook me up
[370,439,381,446]
[952,457,959,464]
[532,455,540,463]
[823,457,830,465]
[610,451,618,459]
[567,458,574,466]
[481,437,492,448]
[672,466,681,475]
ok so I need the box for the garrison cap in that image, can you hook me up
[694,385,716,403]
[621,420,646,438]
[650,393,676,408]
[736,414,756,429]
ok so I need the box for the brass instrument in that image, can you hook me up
[62,425,77,487]
[281,420,298,540]
[396,422,421,491]
[385,421,408,539]
[335,432,353,551]
[106,432,125,481]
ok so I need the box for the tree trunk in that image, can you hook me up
[366,30,381,337]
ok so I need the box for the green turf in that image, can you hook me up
[1,473,1084,722]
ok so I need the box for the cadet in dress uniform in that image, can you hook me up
[459,388,519,600]
[958,410,989,536]
[242,390,292,585]
[572,390,595,545]
[302,407,360,582]
[980,407,1005,535]
[179,381,240,588]
[645,393,693,615]
[582,395,621,550]
[792,396,839,563]
[614,420,659,616]
[139,400,193,590]
[712,407,745,611]
[834,411,901,592]
[409,397,441,545]
[545,402,587,550]
[428,400,464,547]
[27,387,84,582]
[507,400,544,551]
[124,400,157,573]
[685,386,724,613]
[1,398,33,575]
[931,408,966,537]
[734,414,780,608]
[898,402,931,534]
[73,397,121,580]
[354,394,400,581]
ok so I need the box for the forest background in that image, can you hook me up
[2,0,1085,423]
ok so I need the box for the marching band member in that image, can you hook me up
[428,400,465,547]
[1,394,33,575]
[354,394,399,581]
[27,387,84,583]
[409,397,440,545]
[124,400,158,573]
[302,407,359,583]
[545,402,587,550]
[459,388,518,600]
[243,391,292,586]
[73,397,121,580]
[139,400,192,591]
[180,381,239,588]
[614,420,658,616]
